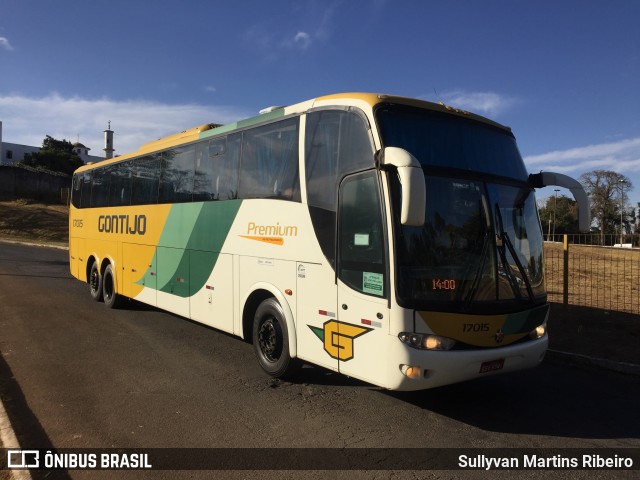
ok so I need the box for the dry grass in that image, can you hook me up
[545,241,640,314]
[0,200,68,247]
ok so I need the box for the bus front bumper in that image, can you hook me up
[387,335,548,391]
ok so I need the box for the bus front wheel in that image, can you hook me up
[253,298,298,378]
[89,260,103,302]
[102,264,122,309]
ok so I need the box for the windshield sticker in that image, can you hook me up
[363,272,383,296]
[354,233,370,246]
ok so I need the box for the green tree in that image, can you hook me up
[18,135,84,176]
[579,170,633,244]
[538,194,579,240]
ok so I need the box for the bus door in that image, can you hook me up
[296,261,339,372]
[336,171,390,385]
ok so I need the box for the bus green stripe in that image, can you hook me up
[199,109,285,140]
[138,201,242,297]
[186,200,242,295]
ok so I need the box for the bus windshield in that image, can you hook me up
[377,105,545,312]
[376,104,528,181]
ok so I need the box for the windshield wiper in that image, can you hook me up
[494,205,535,302]
[463,232,490,308]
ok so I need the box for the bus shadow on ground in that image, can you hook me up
[547,302,640,365]
[384,361,640,440]
[0,353,72,480]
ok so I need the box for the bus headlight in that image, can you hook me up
[529,323,547,340]
[399,332,456,351]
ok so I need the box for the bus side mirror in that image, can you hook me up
[528,171,591,232]
[380,147,426,226]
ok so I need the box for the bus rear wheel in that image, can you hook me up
[253,298,299,378]
[89,260,103,302]
[102,264,122,309]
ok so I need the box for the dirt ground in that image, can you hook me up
[0,200,69,247]
[0,200,637,367]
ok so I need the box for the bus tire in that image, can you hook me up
[89,260,103,302]
[253,298,298,378]
[102,263,122,309]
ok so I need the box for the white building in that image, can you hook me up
[0,122,40,166]
[72,141,104,164]
[0,121,111,166]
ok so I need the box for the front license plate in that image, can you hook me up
[479,358,505,374]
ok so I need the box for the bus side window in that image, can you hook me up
[238,118,300,201]
[71,174,82,208]
[305,109,375,269]
[159,144,196,204]
[338,171,386,297]
[305,109,374,211]
[90,167,110,208]
[194,139,213,201]
[108,161,132,206]
[223,133,241,200]
[131,156,160,205]
[194,136,240,201]
[80,172,92,209]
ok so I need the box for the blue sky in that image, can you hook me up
[1,0,639,206]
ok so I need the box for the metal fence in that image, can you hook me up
[544,235,640,314]
[546,233,640,248]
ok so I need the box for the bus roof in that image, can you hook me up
[74,92,512,173]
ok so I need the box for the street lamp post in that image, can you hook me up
[552,189,560,242]
[619,179,626,246]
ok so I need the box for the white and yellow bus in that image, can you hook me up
[69,93,589,391]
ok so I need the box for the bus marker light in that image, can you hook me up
[285,289,293,296]
[400,364,421,379]
[205,285,214,290]
[361,319,382,328]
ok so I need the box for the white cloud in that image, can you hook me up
[524,138,640,174]
[0,93,250,157]
[0,36,14,51]
[293,31,311,50]
[244,3,336,59]
[435,90,519,117]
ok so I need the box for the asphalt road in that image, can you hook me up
[0,242,638,479]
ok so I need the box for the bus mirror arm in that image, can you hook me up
[379,147,426,227]
[528,171,591,232]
